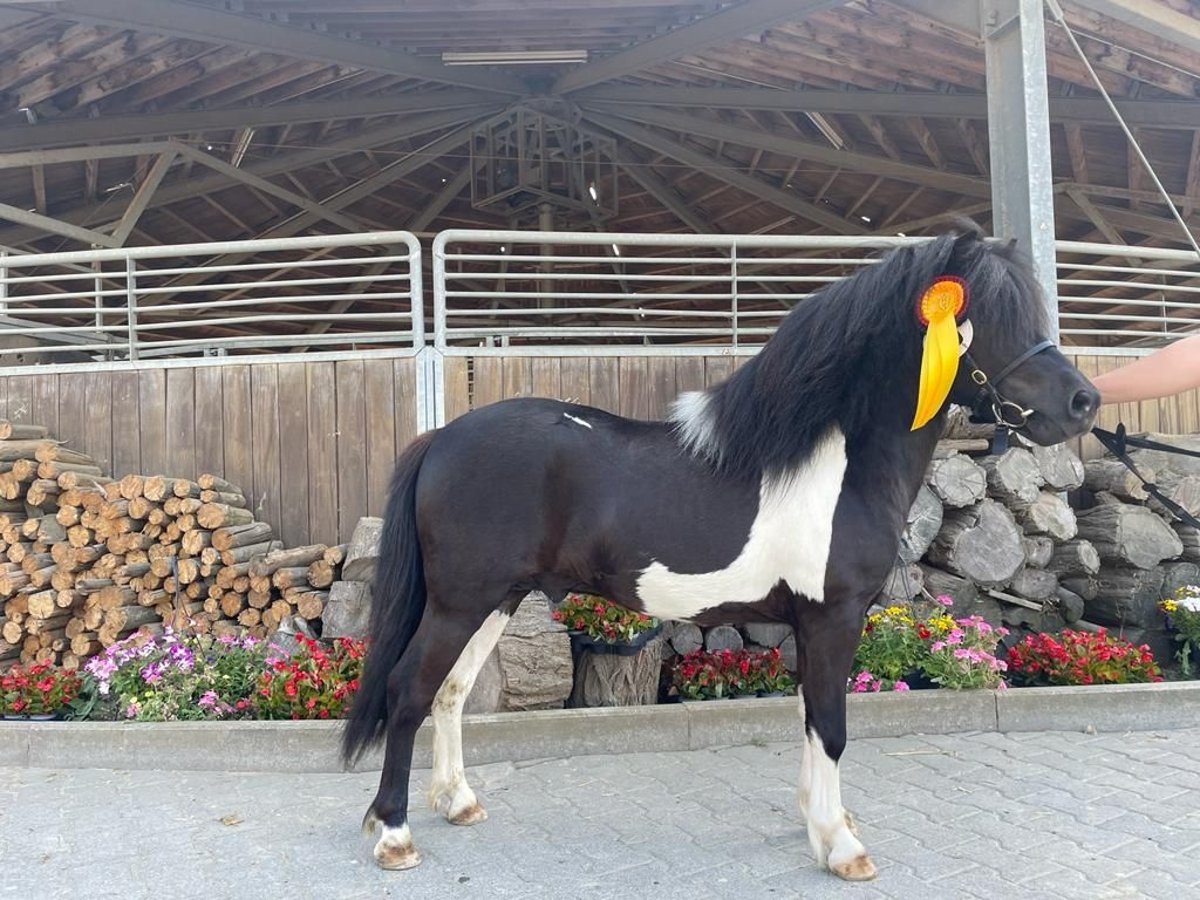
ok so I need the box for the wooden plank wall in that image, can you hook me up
[0,356,421,546]
[443,354,751,424]
[444,355,748,424]
[449,353,1200,464]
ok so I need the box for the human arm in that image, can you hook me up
[1089,334,1200,404]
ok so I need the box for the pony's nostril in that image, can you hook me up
[1070,387,1099,420]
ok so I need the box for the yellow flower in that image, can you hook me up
[1161,599,1178,613]
[928,614,955,633]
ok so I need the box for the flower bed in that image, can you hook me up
[71,628,365,721]
[850,596,1008,692]
[670,647,795,701]
[1006,629,1162,686]
[1160,585,1200,676]
[1,660,83,718]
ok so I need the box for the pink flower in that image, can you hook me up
[893,681,911,692]
[935,595,953,607]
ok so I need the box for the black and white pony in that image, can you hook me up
[343,230,1099,881]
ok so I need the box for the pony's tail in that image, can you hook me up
[341,431,435,766]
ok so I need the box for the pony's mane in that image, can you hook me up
[669,229,1048,480]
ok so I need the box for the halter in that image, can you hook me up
[962,339,1056,429]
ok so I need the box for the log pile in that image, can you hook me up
[0,424,346,670]
[883,420,1194,659]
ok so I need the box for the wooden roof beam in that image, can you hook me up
[0,106,497,247]
[552,0,850,94]
[0,89,495,153]
[613,146,712,234]
[582,110,866,234]
[48,0,527,94]
[1072,0,1200,57]
[109,149,176,246]
[1185,132,1200,218]
[584,104,992,198]
[575,85,1200,130]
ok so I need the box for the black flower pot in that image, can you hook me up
[901,671,938,691]
[568,623,662,657]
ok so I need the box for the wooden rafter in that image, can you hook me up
[907,117,945,169]
[1185,131,1200,218]
[582,110,864,233]
[587,104,992,198]
[578,84,1200,130]
[553,0,851,93]
[956,119,988,176]
[0,106,497,246]
[49,0,526,94]
[858,116,902,161]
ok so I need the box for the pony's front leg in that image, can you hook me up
[797,614,876,882]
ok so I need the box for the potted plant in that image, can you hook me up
[671,648,796,701]
[0,660,83,720]
[1159,586,1200,676]
[552,593,661,656]
[554,594,662,707]
[1006,628,1163,686]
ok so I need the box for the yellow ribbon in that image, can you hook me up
[911,278,966,431]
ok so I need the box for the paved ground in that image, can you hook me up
[3,727,1199,900]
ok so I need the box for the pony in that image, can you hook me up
[342,229,1099,881]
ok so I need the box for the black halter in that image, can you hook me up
[964,339,1056,429]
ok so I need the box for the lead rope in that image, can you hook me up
[1044,0,1200,261]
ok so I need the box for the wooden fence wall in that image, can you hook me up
[445,353,1200,463]
[0,355,421,546]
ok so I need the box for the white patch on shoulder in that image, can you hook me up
[635,427,847,620]
[670,390,720,461]
[562,412,593,429]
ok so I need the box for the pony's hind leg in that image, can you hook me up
[797,609,877,882]
[427,608,512,825]
[364,602,490,870]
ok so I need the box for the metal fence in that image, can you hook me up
[0,230,1195,368]
[433,230,916,354]
[1056,240,1200,349]
[0,231,423,362]
[433,230,1200,355]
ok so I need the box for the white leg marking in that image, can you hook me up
[798,697,812,819]
[562,412,593,429]
[636,427,848,620]
[374,823,421,870]
[428,610,510,824]
[803,731,876,881]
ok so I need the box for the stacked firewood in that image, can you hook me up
[888,411,1194,659]
[0,425,345,670]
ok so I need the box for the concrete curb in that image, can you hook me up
[2,682,1199,773]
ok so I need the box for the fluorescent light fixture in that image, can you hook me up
[588,183,599,201]
[442,49,589,66]
[611,244,621,256]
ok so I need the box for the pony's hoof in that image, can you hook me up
[375,842,422,871]
[373,824,420,870]
[831,854,877,882]
[448,802,488,826]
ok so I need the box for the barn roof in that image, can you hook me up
[0,0,1197,351]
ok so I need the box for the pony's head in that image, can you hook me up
[924,230,1098,446]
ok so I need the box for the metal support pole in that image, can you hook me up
[730,244,739,352]
[981,0,1059,339]
[125,257,139,361]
